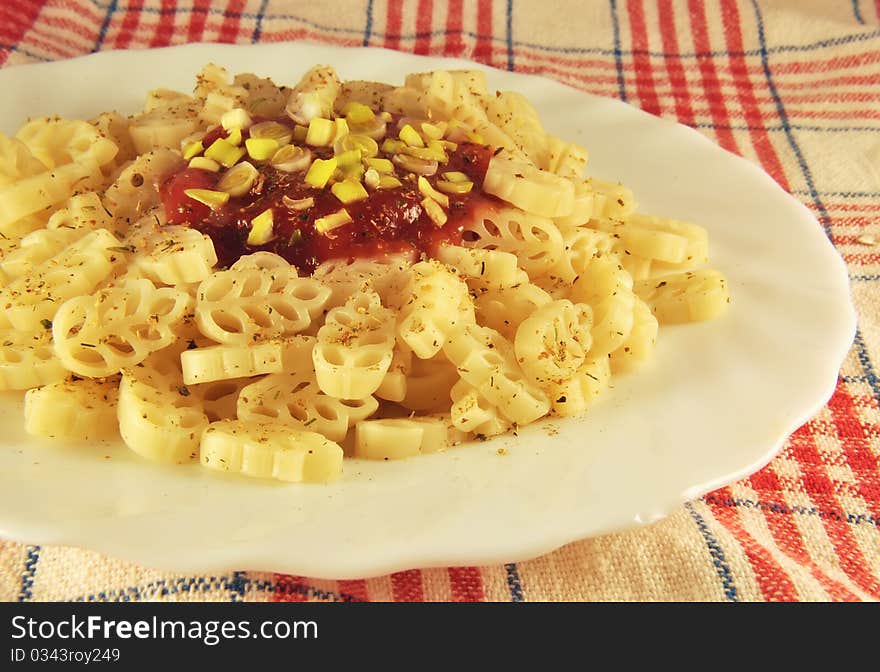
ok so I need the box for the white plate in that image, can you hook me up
[0,43,855,579]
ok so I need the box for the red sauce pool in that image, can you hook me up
[160,139,494,274]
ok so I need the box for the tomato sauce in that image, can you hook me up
[160,138,494,274]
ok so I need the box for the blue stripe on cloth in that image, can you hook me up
[794,190,880,198]
[853,328,880,407]
[852,0,866,24]
[70,574,356,603]
[750,0,832,239]
[82,0,880,58]
[92,0,118,52]
[504,563,524,601]
[685,503,740,601]
[695,123,880,134]
[703,495,879,529]
[17,546,40,602]
[226,571,248,602]
[0,43,52,62]
[363,0,374,46]
[506,0,514,71]
[252,0,270,43]
[608,0,627,102]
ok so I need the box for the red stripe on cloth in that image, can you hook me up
[150,0,178,48]
[708,486,800,601]
[748,468,861,601]
[0,0,44,65]
[657,0,697,126]
[259,27,362,48]
[273,575,309,602]
[26,12,98,46]
[444,0,465,56]
[772,51,880,75]
[807,203,880,212]
[14,30,78,59]
[217,0,247,43]
[719,0,789,190]
[113,0,145,49]
[414,0,433,55]
[686,0,739,154]
[384,0,404,51]
[337,579,369,602]
[826,385,880,526]
[787,422,880,599]
[448,567,485,602]
[625,0,662,116]
[187,0,211,42]
[390,569,425,601]
[473,0,493,66]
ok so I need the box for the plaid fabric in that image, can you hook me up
[1,0,878,602]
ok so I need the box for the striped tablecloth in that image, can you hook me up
[1,0,878,602]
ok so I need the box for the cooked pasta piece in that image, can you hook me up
[313,289,395,399]
[463,206,564,278]
[195,263,330,345]
[354,416,449,460]
[237,369,378,442]
[201,419,343,483]
[0,228,124,331]
[24,375,119,441]
[397,260,474,359]
[118,347,208,463]
[52,278,192,377]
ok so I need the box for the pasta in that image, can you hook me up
[0,62,730,484]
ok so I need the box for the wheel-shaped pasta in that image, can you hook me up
[450,379,511,437]
[103,149,182,224]
[118,347,208,463]
[588,178,636,219]
[473,282,552,341]
[444,323,550,426]
[194,377,254,422]
[553,180,596,228]
[610,296,659,373]
[435,244,525,290]
[590,217,690,265]
[311,254,414,310]
[130,225,218,286]
[0,228,124,331]
[397,260,475,359]
[46,192,112,231]
[16,117,117,170]
[0,331,67,391]
[0,134,46,186]
[634,269,730,324]
[0,159,106,233]
[463,206,564,278]
[375,345,412,403]
[624,213,710,275]
[25,375,119,440]
[482,155,575,218]
[195,264,330,345]
[237,369,378,442]
[570,256,636,357]
[514,300,593,387]
[201,419,343,483]
[0,226,85,282]
[180,340,286,385]
[313,290,395,399]
[542,227,616,289]
[52,278,193,377]
[399,354,460,412]
[354,417,449,460]
[550,357,612,417]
